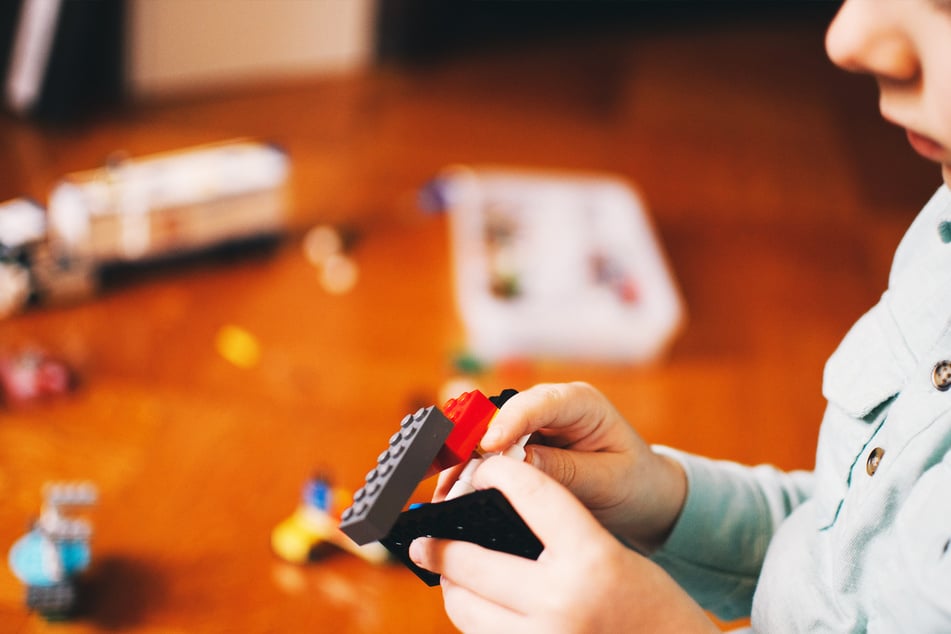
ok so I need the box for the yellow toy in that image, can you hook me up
[271,476,389,565]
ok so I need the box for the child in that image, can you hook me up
[408,0,951,631]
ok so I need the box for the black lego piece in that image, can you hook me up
[339,406,454,545]
[380,487,544,586]
[488,388,519,409]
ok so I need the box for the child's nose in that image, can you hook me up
[825,0,919,83]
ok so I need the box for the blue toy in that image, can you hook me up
[8,482,97,619]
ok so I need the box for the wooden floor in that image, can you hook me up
[0,8,941,633]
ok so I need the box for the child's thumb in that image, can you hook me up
[526,444,579,489]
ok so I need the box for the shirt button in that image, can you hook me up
[866,447,885,476]
[939,221,951,244]
[932,361,951,391]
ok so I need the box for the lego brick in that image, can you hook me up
[339,406,454,545]
[431,390,499,473]
[488,388,519,409]
[380,487,544,586]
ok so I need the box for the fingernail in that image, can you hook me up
[525,446,540,467]
[480,427,501,449]
[408,538,425,564]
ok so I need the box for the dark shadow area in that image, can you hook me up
[77,555,167,629]
[376,0,840,65]
[96,234,287,292]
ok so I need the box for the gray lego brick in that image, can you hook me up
[339,405,454,545]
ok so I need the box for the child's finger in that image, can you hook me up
[410,457,610,615]
[480,382,612,452]
[432,463,468,501]
[439,575,531,633]
[410,536,545,615]
[470,454,607,552]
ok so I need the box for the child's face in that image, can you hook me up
[826,0,951,185]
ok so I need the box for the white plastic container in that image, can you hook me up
[433,166,685,363]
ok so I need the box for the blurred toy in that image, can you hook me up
[0,348,76,407]
[0,198,44,317]
[424,165,684,363]
[8,482,97,619]
[271,476,389,565]
[0,139,290,319]
[48,140,289,267]
[215,324,261,369]
[0,198,92,318]
[302,224,359,295]
[339,389,542,585]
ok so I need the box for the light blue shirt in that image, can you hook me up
[652,185,951,632]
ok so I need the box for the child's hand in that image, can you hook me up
[412,456,717,633]
[435,382,686,552]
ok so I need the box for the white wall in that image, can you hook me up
[128,0,377,98]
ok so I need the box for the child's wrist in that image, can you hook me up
[632,451,688,553]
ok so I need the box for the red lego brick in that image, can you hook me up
[429,390,498,474]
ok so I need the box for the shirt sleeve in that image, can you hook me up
[649,446,813,621]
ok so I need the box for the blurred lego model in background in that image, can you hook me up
[271,475,389,566]
[48,140,289,269]
[0,199,44,316]
[0,198,92,318]
[0,140,290,318]
[8,482,98,620]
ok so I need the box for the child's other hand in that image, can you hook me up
[435,382,686,551]
[412,456,716,634]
